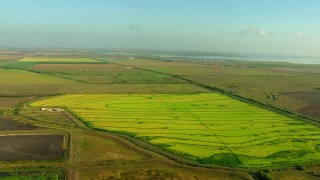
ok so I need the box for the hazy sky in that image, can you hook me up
[0,0,320,56]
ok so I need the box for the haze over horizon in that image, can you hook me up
[1,0,320,57]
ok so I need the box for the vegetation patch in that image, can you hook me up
[0,172,59,180]
[74,134,142,162]
[0,110,5,115]
[2,62,37,69]
[198,153,242,166]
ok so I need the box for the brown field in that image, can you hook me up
[271,166,320,180]
[284,91,320,119]
[0,56,19,62]
[0,97,36,109]
[0,135,64,161]
[0,116,38,130]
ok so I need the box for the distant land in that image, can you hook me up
[2,47,320,64]
[2,47,320,65]
[94,50,320,65]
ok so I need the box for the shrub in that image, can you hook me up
[294,165,305,171]
[252,171,273,180]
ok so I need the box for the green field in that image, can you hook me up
[20,57,99,62]
[0,69,204,95]
[0,69,80,95]
[0,173,59,180]
[31,93,320,168]
[31,63,185,84]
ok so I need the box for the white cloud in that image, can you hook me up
[295,33,305,39]
[240,27,269,37]
[295,33,317,43]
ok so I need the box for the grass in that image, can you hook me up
[20,106,77,126]
[0,110,5,115]
[31,93,320,168]
[0,172,59,180]
[78,159,251,180]
[74,134,142,162]
[0,69,81,95]
[1,62,37,69]
[19,57,99,63]
[0,69,74,85]
[0,69,203,95]
[31,63,185,84]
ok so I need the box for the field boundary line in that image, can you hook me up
[186,110,244,167]
[150,94,244,167]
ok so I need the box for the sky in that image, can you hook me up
[0,0,320,56]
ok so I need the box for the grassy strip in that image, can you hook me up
[2,66,89,84]
[0,167,65,180]
[0,110,5,115]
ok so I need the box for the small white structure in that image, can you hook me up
[40,105,46,111]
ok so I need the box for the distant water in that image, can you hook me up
[148,53,320,65]
[98,51,320,65]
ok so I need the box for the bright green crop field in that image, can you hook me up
[31,93,320,168]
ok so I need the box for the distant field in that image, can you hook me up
[0,96,36,109]
[111,59,320,120]
[0,69,74,85]
[31,93,320,168]
[20,56,99,62]
[0,69,203,95]
[284,91,320,119]
[0,69,80,95]
[32,63,185,84]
